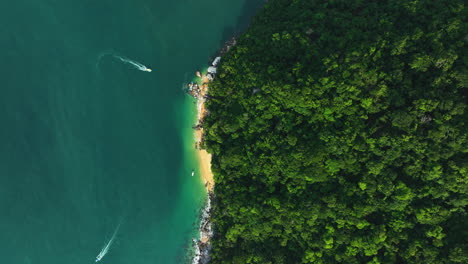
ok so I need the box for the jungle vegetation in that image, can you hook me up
[203,0,467,263]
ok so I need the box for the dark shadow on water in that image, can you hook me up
[207,0,266,63]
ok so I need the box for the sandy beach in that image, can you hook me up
[191,75,215,264]
[194,77,214,192]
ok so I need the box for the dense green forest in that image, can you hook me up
[203,0,467,263]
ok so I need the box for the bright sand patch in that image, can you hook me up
[195,77,214,191]
[195,130,213,191]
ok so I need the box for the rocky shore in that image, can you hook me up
[191,192,214,264]
[189,60,216,264]
[189,37,237,264]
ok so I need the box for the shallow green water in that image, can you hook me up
[0,0,262,263]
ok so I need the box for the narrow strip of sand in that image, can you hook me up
[194,77,214,192]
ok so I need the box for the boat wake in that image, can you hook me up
[114,55,152,72]
[95,220,122,262]
[96,52,152,72]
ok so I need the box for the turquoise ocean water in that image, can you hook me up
[0,0,262,263]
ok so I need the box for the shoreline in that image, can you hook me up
[189,38,237,264]
[194,76,214,192]
[190,67,216,264]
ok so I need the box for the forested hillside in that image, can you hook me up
[203,0,467,263]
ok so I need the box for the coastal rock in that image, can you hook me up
[219,37,237,55]
[211,57,221,66]
[192,192,214,264]
[207,66,217,74]
[187,83,202,98]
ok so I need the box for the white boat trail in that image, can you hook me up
[114,55,152,72]
[96,221,122,262]
[95,51,152,73]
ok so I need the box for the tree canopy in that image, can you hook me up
[204,0,467,263]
